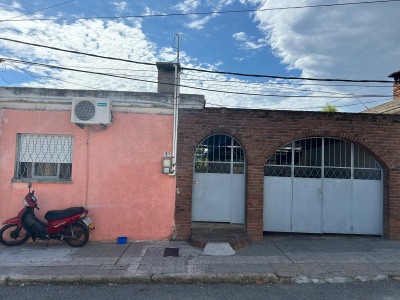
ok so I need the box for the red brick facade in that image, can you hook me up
[175,108,400,241]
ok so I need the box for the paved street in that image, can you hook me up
[1,234,400,285]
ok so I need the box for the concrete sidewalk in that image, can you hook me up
[1,235,400,286]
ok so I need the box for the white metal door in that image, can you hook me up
[264,177,292,232]
[263,138,383,235]
[322,179,352,233]
[192,135,245,224]
[292,178,322,233]
[192,173,231,222]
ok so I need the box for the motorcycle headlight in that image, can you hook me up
[31,196,37,202]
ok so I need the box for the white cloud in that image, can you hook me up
[112,2,128,13]
[252,0,399,79]
[233,31,268,50]
[0,1,397,112]
[0,13,161,92]
[175,0,235,30]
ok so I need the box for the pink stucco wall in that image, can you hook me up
[0,109,176,241]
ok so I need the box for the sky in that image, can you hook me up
[0,0,399,112]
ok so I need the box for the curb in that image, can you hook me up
[1,273,397,286]
[2,273,281,286]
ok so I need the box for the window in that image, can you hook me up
[15,134,73,181]
[194,134,245,174]
[265,137,381,180]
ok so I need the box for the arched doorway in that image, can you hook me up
[192,134,246,224]
[264,137,383,235]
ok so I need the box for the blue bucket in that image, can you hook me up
[117,236,127,244]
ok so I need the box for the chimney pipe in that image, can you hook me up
[156,62,180,94]
[388,70,400,101]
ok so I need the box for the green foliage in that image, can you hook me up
[321,104,339,112]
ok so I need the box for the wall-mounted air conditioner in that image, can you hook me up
[71,98,112,125]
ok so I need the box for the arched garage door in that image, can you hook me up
[263,137,383,235]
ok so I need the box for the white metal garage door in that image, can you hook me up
[192,134,246,224]
[263,137,383,235]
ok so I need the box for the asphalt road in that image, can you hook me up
[1,281,400,300]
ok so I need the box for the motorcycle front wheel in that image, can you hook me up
[0,223,30,246]
[65,223,89,247]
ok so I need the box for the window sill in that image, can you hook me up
[11,178,73,184]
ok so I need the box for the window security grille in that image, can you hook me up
[15,134,73,180]
[265,137,381,180]
[194,134,245,174]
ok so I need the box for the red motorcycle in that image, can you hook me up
[0,183,94,247]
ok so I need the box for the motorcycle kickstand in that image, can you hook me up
[44,239,50,250]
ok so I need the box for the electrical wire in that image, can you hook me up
[0,0,399,22]
[0,0,75,22]
[3,58,393,99]
[2,59,393,111]
[0,37,153,67]
[7,61,101,90]
[182,67,393,83]
[0,37,394,83]
[206,98,391,111]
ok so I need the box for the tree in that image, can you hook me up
[321,104,339,112]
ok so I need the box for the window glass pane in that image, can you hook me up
[294,167,321,178]
[324,167,351,179]
[354,145,380,169]
[59,163,72,179]
[232,140,245,163]
[34,163,57,177]
[16,134,73,180]
[354,169,381,180]
[194,135,245,174]
[233,163,244,174]
[266,143,292,166]
[324,138,351,167]
[294,138,322,167]
[264,166,291,177]
[195,162,230,174]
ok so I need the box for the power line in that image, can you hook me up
[1,0,399,22]
[4,58,386,99]
[0,37,394,83]
[0,0,75,22]
[182,67,392,83]
[0,37,153,67]
[1,58,393,111]
[181,72,392,88]
[2,58,392,99]
[206,98,391,111]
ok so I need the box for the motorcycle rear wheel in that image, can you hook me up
[0,223,30,246]
[65,223,89,247]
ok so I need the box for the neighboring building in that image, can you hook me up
[364,70,400,114]
[175,108,400,241]
[0,63,204,241]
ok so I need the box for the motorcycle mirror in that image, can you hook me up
[28,182,32,189]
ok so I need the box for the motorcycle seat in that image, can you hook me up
[44,206,85,221]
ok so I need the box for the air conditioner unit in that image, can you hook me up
[71,98,112,125]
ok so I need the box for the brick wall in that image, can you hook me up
[175,108,400,241]
[394,81,400,101]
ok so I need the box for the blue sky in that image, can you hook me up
[0,0,399,112]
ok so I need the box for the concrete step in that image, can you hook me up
[191,222,246,235]
[190,233,250,250]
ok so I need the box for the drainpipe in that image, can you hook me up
[169,63,180,177]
